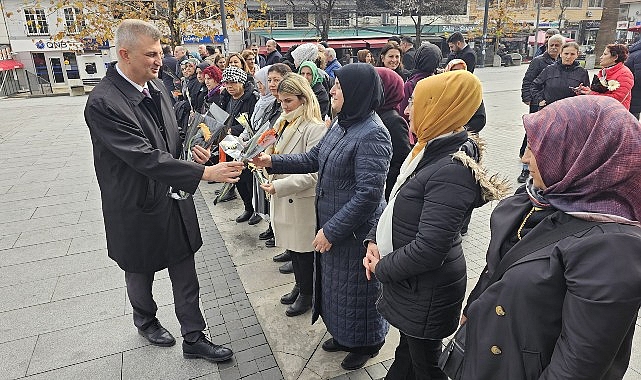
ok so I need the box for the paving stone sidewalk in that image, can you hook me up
[0,64,639,380]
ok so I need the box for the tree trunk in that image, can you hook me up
[594,0,620,68]
[414,15,422,46]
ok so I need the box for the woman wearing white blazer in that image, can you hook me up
[260,73,327,316]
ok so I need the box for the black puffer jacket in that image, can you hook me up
[625,41,641,114]
[532,61,589,106]
[217,83,259,136]
[521,52,557,104]
[377,109,410,201]
[312,82,330,119]
[367,131,485,339]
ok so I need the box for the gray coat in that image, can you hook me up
[271,113,392,347]
[462,193,641,380]
[85,64,204,273]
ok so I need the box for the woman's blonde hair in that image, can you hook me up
[277,73,322,122]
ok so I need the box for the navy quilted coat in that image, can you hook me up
[271,112,392,347]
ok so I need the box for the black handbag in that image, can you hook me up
[438,213,602,379]
[438,323,466,379]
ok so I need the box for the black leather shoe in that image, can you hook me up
[259,225,274,240]
[265,238,275,248]
[137,320,176,347]
[273,249,293,262]
[247,213,262,225]
[236,210,253,223]
[517,169,530,183]
[286,294,312,316]
[183,334,234,362]
[321,338,348,352]
[279,261,293,274]
[341,351,379,370]
[280,284,300,305]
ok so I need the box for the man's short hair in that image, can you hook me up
[401,35,414,45]
[205,45,216,55]
[447,32,465,44]
[548,34,565,46]
[388,36,402,45]
[325,48,337,60]
[546,28,560,36]
[174,45,187,54]
[115,19,162,50]
[162,45,172,55]
[266,39,277,47]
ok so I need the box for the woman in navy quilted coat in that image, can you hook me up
[252,63,392,370]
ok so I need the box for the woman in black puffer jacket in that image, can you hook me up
[364,71,508,380]
[532,42,589,108]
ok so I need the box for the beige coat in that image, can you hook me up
[271,119,326,252]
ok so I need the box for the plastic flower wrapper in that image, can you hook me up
[248,163,269,185]
[182,112,226,161]
[213,127,279,205]
[236,113,253,137]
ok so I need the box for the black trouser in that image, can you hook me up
[521,103,540,157]
[385,332,446,380]
[236,169,253,212]
[291,251,314,295]
[125,254,205,342]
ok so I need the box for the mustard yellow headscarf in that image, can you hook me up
[410,70,482,158]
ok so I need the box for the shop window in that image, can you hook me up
[63,8,85,34]
[31,53,50,82]
[541,0,555,8]
[330,13,350,27]
[588,0,603,7]
[25,8,49,35]
[565,0,582,8]
[293,12,309,28]
[63,52,80,80]
[269,12,287,28]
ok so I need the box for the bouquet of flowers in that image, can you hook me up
[213,124,279,204]
[182,111,227,161]
[590,72,620,94]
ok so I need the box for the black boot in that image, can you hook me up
[279,261,293,274]
[273,249,293,262]
[286,294,312,317]
[235,210,253,223]
[247,213,262,225]
[259,224,274,240]
[280,284,299,305]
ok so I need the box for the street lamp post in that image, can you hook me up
[480,0,490,68]
[534,0,541,56]
[219,0,229,53]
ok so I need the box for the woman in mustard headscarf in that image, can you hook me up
[363,70,509,379]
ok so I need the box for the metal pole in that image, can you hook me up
[480,0,490,68]
[534,0,541,57]
[219,0,229,53]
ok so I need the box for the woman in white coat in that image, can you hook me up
[260,73,327,316]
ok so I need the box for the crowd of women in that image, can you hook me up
[162,38,641,379]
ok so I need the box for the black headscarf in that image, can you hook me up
[414,43,442,75]
[335,63,384,128]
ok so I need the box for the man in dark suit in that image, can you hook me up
[400,35,416,71]
[446,32,476,73]
[84,19,244,363]
[265,39,282,65]
[160,45,178,100]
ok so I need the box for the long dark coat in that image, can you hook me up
[625,41,641,114]
[462,193,641,380]
[271,113,392,348]
[85,64,204,273]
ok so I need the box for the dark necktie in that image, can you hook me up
[142,88,151,98]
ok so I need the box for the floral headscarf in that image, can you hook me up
[523,96,641,224]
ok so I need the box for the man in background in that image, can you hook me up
[446,32,476,73]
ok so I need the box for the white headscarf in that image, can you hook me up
[250,65,276,131]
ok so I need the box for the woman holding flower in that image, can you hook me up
[532,42,589,108]
[259,73,326,317]
[253,63,392,370]
[577,44,634,110]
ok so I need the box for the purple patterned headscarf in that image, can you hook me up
[523,96,641,224]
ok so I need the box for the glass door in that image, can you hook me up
[49,57,66,84]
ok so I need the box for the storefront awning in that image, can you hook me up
[363,38,391,49]
[0,59,24,71]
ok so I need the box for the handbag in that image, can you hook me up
[438,213,602,379]
[438,323,466,380]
